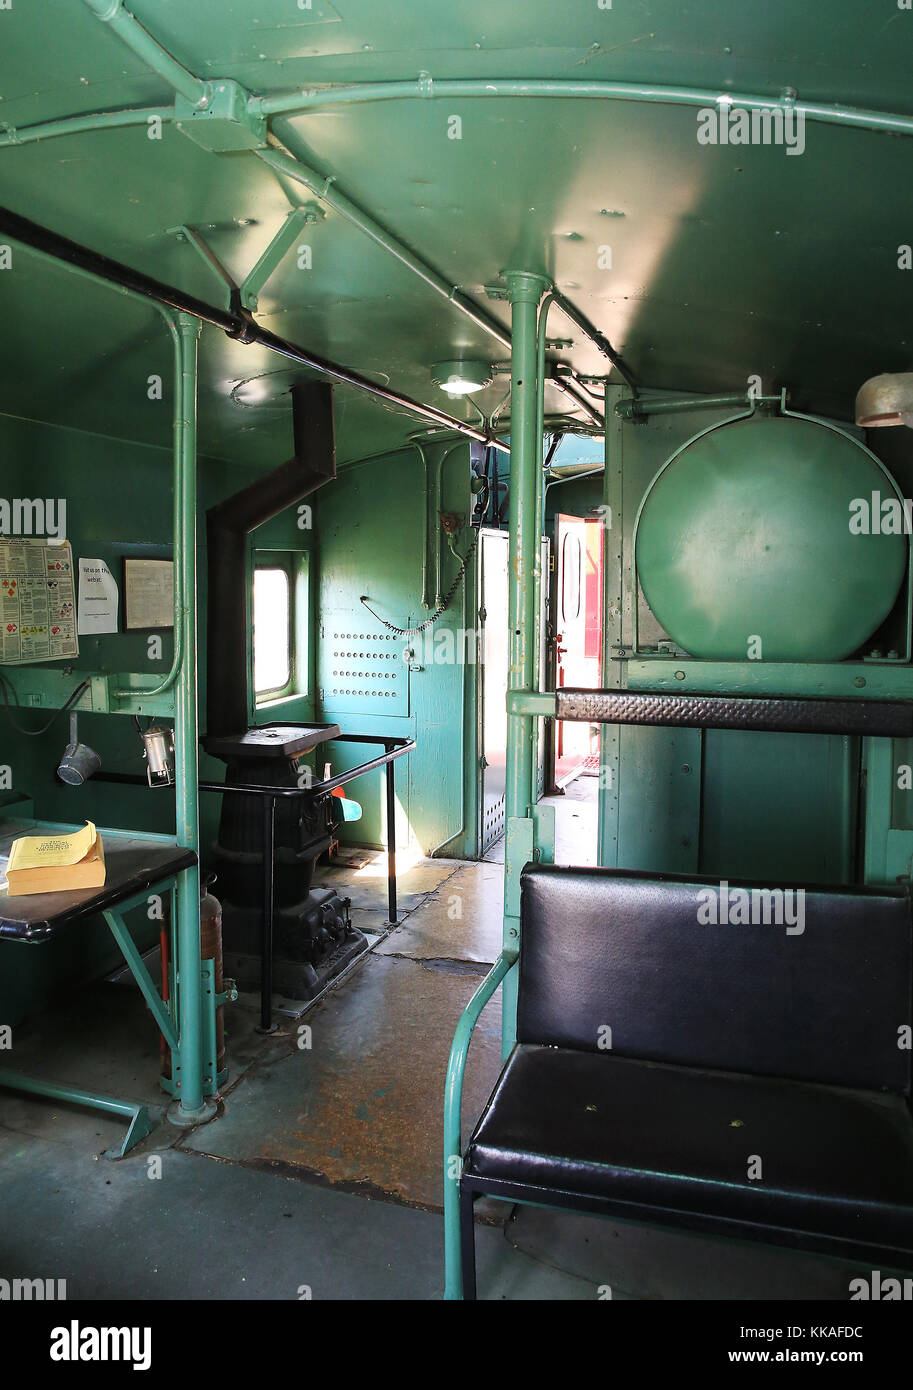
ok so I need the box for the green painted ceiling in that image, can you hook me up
[0,0,911,466]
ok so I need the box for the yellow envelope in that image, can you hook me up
[7,821,97,873]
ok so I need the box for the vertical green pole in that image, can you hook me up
[502,271,548,1059]
[462,503,481,857]
[170,312,212,1123]
[530,291,556,808]
[598,383,623,868]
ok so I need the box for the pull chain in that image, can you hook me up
[359,531,479,637]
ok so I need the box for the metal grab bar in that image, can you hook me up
[554,688,913,738]
[96,735,415,1028]
[442,949,517,1301]
[503,687,913,738]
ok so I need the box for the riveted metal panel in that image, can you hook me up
[318,619,408,716]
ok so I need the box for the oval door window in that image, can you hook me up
[561,533,582,623]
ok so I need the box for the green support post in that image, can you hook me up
[168,313,215,1127]
[502,270,549,1059]
[462,527,481,857]
[443,270,549,1296]
[531,291,557,810]
[6,224,220,1133]
[598,383,625,867]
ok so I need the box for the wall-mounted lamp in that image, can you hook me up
[141,726,175,787]
[57,712,101,786]
[855,372,913,429]
[431,359,493,396]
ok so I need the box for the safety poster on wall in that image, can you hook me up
[0,538,79,664]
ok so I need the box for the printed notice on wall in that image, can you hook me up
[0,538,78,664]
[77,557,119,635]
[124,558,174,630]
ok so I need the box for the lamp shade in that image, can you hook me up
[431,360,493,396]
[855,372,913,428]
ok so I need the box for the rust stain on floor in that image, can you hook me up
[278,954,503,1208]
[185,952,503,1211]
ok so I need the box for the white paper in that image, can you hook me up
[78,557,119,635]
[124,559,173,630]
[0,539,79,664]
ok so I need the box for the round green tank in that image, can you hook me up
[635,414,907,661]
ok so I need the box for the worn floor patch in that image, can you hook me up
[376,860,503,963]
[313,855,462,913]
[179,952,503,1210]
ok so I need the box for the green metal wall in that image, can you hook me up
[315,441,473,856]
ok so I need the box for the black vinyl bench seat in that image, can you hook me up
[458,866,913,1299]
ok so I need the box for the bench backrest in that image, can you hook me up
[518,865,912,1093]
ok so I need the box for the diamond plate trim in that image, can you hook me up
[556,688,913,738]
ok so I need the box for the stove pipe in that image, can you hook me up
[206,381,336,739]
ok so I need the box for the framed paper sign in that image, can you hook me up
[123,558,174,631]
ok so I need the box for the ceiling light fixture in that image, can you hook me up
[431,360,493,396]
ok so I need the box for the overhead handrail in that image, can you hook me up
[0,206,496,448]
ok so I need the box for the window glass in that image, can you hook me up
[561,533,582,622]
[253,567,291,696]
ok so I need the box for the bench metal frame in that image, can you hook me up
[457,1168,913,1303]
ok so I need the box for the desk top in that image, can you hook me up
[0,821,197,942]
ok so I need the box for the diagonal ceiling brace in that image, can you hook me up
[167,209,329,320]
[240,205,325,311]
[255,139,513,354]
[166,224,238,311]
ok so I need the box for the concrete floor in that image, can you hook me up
[0,790,870,1299]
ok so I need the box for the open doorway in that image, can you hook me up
[476,516,600,866]
[545,512,603,864]
[478,528,509,857]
